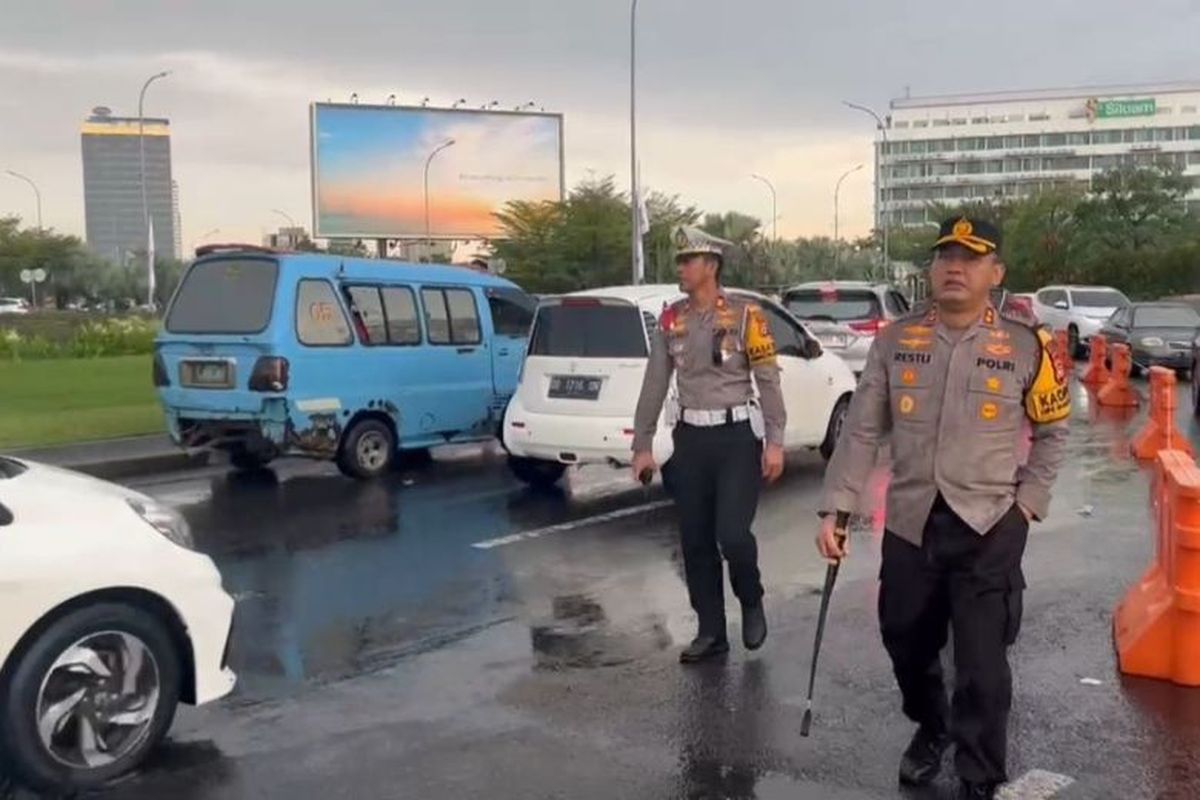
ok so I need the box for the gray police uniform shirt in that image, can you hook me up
[820,304,1071,546]
[633,291,787,451]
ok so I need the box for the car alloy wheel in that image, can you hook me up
[35,631,161,770]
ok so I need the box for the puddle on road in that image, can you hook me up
[171,459,679,697]
[530,593,674,669]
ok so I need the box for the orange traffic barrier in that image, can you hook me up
[1131,367,1194,461]
[1096,343,1140,408]
[1053,330,1072,385]
[1081,334,1110,386]
[1114,449,1200,686]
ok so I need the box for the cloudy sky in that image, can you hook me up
[1,0,1197,254]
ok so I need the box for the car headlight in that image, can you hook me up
[127,498,195,550]
[1140,336,1164,348]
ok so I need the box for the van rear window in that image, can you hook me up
[166,258,278,334]
[530,303,647,358]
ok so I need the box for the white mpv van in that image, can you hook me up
[501,285,857,488]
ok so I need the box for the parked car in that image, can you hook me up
[0,296,30,315]
[156,246,536,479]
[780,281,910,375]
[1006,293,1037,321]
[0,457,235,793]
[1098,302,1200,376]
[501,285,857,488]
[1031,285,1129,358]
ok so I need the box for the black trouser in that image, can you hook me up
[879,495,1028,785]
[667,420,764,638]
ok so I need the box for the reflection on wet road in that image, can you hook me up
[25,381,1200,798]
[143,450,684,696]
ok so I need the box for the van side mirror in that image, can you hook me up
[1054,300,1069,310]
[804,338,823,359]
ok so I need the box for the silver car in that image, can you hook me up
[781,281,911,375]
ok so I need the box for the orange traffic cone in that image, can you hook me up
[1131,367,1194,461]
[1097,343,1140,408]
[1081,334,1110,387]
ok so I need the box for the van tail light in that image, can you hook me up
[848,319,886,336]
[249,356,290,392]
[152,354,170,387]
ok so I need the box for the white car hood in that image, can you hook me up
[2,458,150,517]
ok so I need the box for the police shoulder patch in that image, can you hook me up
[743,304,777,366]
[659,299,688,332]
[1024,327,1071,424]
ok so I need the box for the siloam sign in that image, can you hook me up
[1086,97,1157,120]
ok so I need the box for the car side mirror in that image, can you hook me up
[1053,300,1069,310]
[804,339,823,359]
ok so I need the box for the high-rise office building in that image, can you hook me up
[878,83,1200,227]
[81,106,177,264]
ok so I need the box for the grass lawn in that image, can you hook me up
[0,356,163,450]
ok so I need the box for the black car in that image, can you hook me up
[1098,302,1200,377]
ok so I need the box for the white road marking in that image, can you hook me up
[998,769,1075,799]
[471,499,674,550]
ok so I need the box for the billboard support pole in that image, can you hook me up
[630,0,642,285]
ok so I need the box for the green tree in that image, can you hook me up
[492,199,565,290]
[1001,187,1085,291]
[0,217,112,308]
[493,176,630,294]
[644,191,701,283]
[699,212,764,288]
[1075,164,1195,253]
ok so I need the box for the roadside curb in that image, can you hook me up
[69,450,212,481]
[6,435,211,481]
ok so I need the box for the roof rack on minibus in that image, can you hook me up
[194,243,285,258]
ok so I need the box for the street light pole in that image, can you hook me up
[5,170,42,229]
[833,164,864,275]
[630,0,641,285]
[423,139,456,259]
[844,101,889,281]
[750,174,777,242]
[139,69,170,307]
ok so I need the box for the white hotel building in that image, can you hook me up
[879,83,1200,227]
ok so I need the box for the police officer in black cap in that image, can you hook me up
[817,217,1070,799]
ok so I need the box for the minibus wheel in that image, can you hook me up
[338,419,396,479]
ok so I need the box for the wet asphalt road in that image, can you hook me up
[17,379,1200,799]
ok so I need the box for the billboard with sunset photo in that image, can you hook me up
[310,103,564,239]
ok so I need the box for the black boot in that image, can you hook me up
[898,726,950,786]
[679,635,729,664]
[956,779,998,799]
[742,603,767,650]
